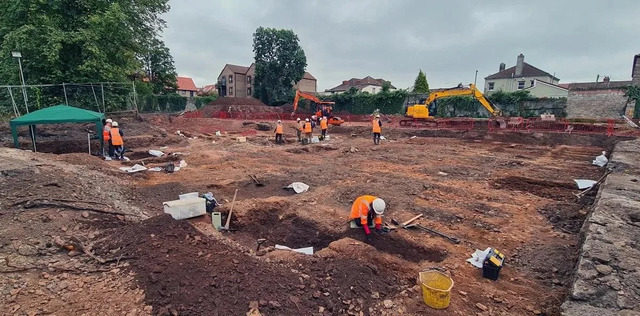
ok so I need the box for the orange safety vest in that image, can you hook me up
[304,122,312,133]
[316,110,322,117]
[275,124,283,134]
[110,128,123,146]
[103,127,111,141]
[372,119,381,133]
[320,119,328,130]
[350,195,383,226]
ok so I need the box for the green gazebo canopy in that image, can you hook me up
[10,104,105,149]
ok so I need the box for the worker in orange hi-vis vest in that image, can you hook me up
[102,118,112,159]
[319,116,328,140]
[303,118,312,144]
[372,114,382,145]
[109,121,125,160]
[296,118,303,142]
[349,195,385,241]
[274,120,284,144]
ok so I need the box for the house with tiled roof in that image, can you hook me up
[198,84,218,96]
[484,54,566,98]
[217,63,317,97]
[176,76,198,98]
[325,76,396,94]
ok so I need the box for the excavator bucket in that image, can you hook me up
[328,117,344,126]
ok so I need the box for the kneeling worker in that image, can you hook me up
[349,195,385,240]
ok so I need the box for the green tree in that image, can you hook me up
[412,69,430,94]
[0,0,171,110]
[625,86,640,118]
[141,38,178,94]
[382,81,392,93]
[252,27,306,105]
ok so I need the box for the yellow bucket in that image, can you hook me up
[419,270,454,309]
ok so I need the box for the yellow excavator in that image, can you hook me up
[402,83,505,127]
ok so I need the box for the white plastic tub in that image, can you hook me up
[163,198,206,220]
[179,192,199,200]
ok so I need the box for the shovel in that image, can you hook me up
[221,189,238,231]
[250,174,264,187]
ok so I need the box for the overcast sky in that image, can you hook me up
[162,0,640,90]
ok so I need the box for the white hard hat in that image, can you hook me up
[323,116,327,119]
[297,118,301,121]
[375,114,381,118]
[112,121,119,127]
[305,118,310,122]
[106,119,113,123]
[372,198,385,215]
[277,120,281,123]
[312,115,317,119]
[318,117,322,120]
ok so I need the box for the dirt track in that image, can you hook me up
[0,114,622,315]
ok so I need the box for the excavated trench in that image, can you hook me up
[230,210,447,263]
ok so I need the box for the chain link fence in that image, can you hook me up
[0,82,138,118]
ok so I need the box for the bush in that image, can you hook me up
[428,90,567,118]
[324,89,408,115]
[194,96,217,109]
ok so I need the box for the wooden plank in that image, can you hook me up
[401,214,423,227]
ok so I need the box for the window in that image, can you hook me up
[488,82,495,91]
[228,86,233,96]
[372,87,376,93]
[530,80,535,87]
[517,81,525,90]
[247,87,252,96]
[229,75,233,83]
[247,76,251,84]
[190,91,194,97]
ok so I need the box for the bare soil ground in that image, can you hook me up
[0,113,625,315]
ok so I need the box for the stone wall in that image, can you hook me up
[562,139,640,315]
[566,89,632,119]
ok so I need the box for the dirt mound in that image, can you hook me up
[199,97,283,117]
[96,214,410,315]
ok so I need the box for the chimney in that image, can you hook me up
[603,76,610,83]
[515,54,524,76]
[633,54,640,85]
[499,63,506,72]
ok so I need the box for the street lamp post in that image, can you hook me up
[12,51,36,151]
[11,51,29,114]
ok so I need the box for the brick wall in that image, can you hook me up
[566,89,632,119]
[293,78,317,93]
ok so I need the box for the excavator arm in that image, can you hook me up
[293,90,335,113]
[423,84,501,116]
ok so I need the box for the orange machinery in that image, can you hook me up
[293,90,344,126]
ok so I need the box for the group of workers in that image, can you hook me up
[274,114,383,145]
[273,115,331,145]
[101,118,125,160]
